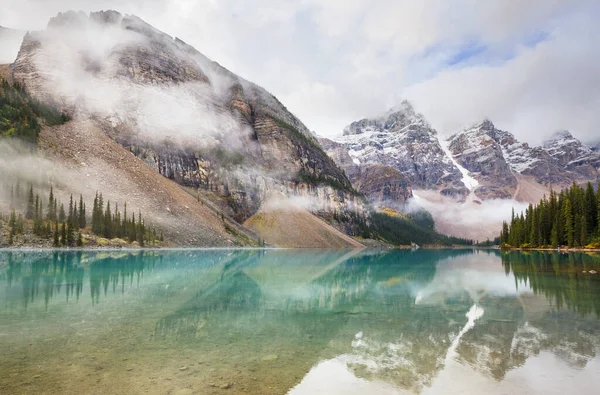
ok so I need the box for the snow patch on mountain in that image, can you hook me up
[440,137,478,191]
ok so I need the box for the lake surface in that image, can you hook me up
[0,249,599,394]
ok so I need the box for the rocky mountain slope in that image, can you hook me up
[4,10,370,247]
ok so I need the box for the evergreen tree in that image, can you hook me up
[68,194,74,225]
[53,221,59,247]
[77,231,83,247]
[25,185,34,219]
[47,186,55,221]
[563,199,574,247]
[61,221,67,246]
[58,203,66,222]
[79,195,86,228]
[551,217,559,248]
[584,182,596,238]
[73,201,79,230]
[67,220,74,246]
[580,214,588,246]
[92,193,100,234]
[104,201,112,239]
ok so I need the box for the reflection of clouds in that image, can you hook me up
[415,252,533,306]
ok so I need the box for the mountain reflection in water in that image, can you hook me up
[0,249,599,394]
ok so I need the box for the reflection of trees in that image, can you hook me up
[501,251,600,317]
[1,252,85,309]
[89,251,159,305]
[0,251,163,307]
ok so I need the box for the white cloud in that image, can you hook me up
[0,0,598,144]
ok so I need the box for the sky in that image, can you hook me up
[1,0,599,145]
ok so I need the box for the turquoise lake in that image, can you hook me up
[0,249,599,394]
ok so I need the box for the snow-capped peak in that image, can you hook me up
[342,100,429,136]
[543,130,576,147]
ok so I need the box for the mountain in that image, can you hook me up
[542,130,600,179]
[324,102,599,239]
[3,10,369,247]
[328,101,467,200]
[448,122,599,196]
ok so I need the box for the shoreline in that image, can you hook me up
[500,247,600,253]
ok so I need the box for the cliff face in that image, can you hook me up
[319,137,413,208]
[447,120,519,200]
[11,10,366,236]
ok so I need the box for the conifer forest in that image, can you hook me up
[500,182,600,249]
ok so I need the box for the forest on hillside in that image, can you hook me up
[500,182,600,249]
[0,78,70,143]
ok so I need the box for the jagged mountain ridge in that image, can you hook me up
[448,121,600,197]
[8,10,369,245]
[326,103,599,205]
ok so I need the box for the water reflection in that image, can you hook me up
[0,249,599,394]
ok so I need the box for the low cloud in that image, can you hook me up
[410,191,529,241]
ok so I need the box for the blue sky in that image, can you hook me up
[1,0,599,144]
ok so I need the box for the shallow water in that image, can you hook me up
[0,249,599,394]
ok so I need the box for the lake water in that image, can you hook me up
[0,249,599,394]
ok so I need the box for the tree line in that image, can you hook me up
[500,182,600,248]
[2,182,162,247]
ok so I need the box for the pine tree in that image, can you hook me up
[53,221,59,247]
[123,202,127,239]
[77,231,83,247]
[500,221,509,244]
[73,201,79,230]
[551,218,558,248]
[67,220,74,246]
[68,195,74,225]
[580,214,588,247]
[92,193,100,234]
[79,195,85,228]
[58,203,66,222]
[104,201,112,239]
[584,182,596,238]
[47,186,55,221]
[597,183,600,236]
[131,213,136,243]
[61,222,67,246]
[563,199,574,247]
[25,185,34,219]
